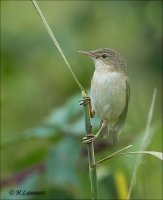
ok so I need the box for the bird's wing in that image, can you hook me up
[110,77,130,144]
[117,77,130,129]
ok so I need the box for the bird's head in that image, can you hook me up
[78,48,126,73]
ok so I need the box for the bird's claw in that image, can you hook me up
[82,134,96,143]
[79,97,91,106]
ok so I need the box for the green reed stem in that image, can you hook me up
[82,91,99,200]
[31,1,99,199]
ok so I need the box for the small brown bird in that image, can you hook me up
[79,48,130,145]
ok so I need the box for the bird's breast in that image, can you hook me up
[91,71,126,121]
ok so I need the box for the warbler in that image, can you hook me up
[79,48,130,145]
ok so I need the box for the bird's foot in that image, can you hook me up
[82,122,106,144]
[79,96,91,106]
[82,134,96,143]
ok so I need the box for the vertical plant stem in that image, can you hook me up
[31,1,99,198]
[82,91,99,200]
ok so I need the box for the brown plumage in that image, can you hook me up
[79,48,130,145]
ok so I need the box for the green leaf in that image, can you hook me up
[66,114,100,136]
[25,125,57,139]
[1,92,83,147]
[45,137,80,185]
[45,92,81,127]
[66,116,85,135]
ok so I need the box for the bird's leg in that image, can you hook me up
[83,121,106,143]
[79,96,95,118]
[79,96,95,143]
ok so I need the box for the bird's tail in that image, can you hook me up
[109,122,124,145]
[99,120,121,145]
[108,130,119,145]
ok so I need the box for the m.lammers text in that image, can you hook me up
[9,189,45,196]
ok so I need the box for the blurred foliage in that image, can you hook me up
[1,1,162,199]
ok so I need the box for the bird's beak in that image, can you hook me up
[78,50,96,58]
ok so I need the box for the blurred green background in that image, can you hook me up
[1,1,162,199]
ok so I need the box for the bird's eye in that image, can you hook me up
[101,54,108,59]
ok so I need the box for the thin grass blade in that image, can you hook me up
[127,88,157,200]
[31,0,85,91]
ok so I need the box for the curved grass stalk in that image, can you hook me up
[31,0,85,92]
[127,88,157,200]
[31,1,99,199]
